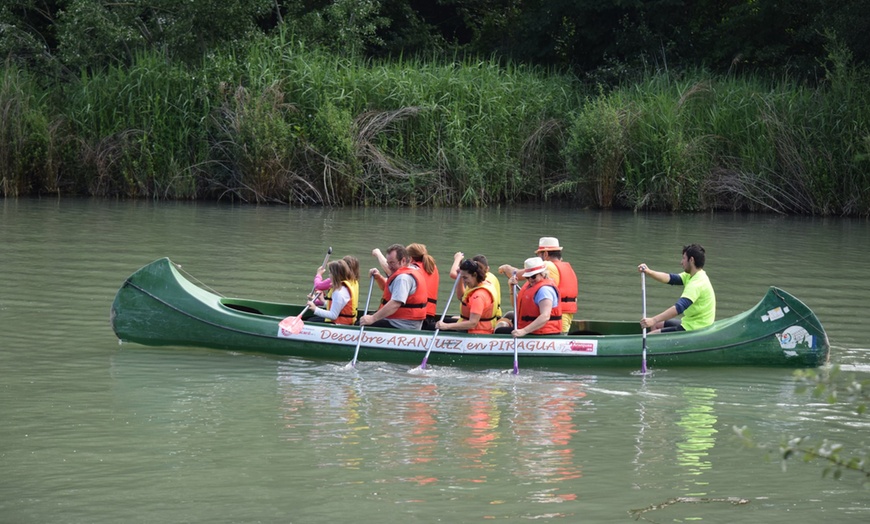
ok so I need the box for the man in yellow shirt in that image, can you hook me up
[638,244,716,333]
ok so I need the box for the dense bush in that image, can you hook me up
[1,28,869,214]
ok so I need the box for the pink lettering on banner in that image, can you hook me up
[308,326,601,356]
[569,341,595,353]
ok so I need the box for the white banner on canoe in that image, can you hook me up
[277,323,598,356]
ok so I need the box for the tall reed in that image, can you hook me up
[0,66,60,196]
[3,29,868,214]
[561,65,870,214]
[227,36,583,205]
[63,53,210,198]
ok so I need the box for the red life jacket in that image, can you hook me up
[380,266,428,320]
[550,260,578,314]
[420,263,440,317]
[517,278,562,335]
[459,281,497,334]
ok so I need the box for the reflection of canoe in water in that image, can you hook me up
[110,258,830,369]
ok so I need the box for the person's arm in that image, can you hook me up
[449,252,467,298]
[360,274,411,325]
[311,288,349,320]
[641,305,677,329]
[372,248,390,274]
[513,298,553,337]
[449,252,463,279]
[369,267,387,291]
[438,311,481,331]
[313,269,332,291]
[641,298,692,328]
[638,263,672,284]
[498,264,522,281]
[437,290,484,331]
[359,300,400,325]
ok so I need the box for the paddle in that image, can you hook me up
[415,273,462,371]
[511,271,519,375]
[641,271,648,374]
[279,293,320,334]
[347,275,375,369]
[310,247,334,295]
[279,247,333,333]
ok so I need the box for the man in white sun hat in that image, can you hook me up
[494,257,562,336]
[498,236,578,334]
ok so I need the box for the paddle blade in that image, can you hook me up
[279,314,304,334]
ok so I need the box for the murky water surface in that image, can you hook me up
[2,199,868,523]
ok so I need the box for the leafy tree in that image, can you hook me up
[4,0,869,78]
[52,0,272,71]
[372,0,448,58]
[279,0,390,57]
[0,1,62,75]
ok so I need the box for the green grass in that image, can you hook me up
[2,31,869,215]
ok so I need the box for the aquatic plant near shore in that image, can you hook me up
[2,31,869,214]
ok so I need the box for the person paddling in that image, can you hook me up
[436,259,497,334]
[312,255,359,308]
[406,243,440,330]
[307,259,357,325]
[448,252,503,330]
[495,257,562,336]
[359,244,428,330]
[638,243,716,333]
[498,236,578,334]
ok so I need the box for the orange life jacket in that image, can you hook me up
[550,259,578,314]
[459,281,497,334]
[418,263,440,317]
[326,280,357,325]
[380,266,428,320]
[517,278,562,335]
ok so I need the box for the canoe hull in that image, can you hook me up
[110,258,830,369]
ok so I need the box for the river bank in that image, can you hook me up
[2,35,868,214]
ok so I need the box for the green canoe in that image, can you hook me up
[110,258,830,369]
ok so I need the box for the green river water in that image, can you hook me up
[1,198,868,523]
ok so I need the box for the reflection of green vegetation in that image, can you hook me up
[676,387,718,476]
[736,366,870,485]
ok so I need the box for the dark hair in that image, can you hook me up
[459,259,486,283]
[386,243,407,262]
[683,244,706,268]
[471,254,489,270]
